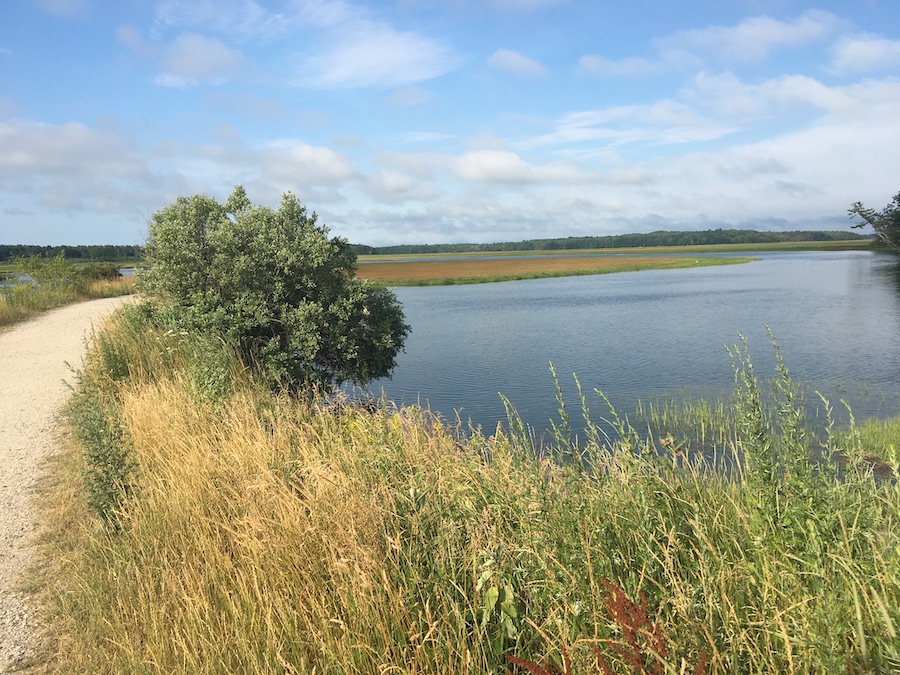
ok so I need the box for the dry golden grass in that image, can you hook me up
[33,311,900,673]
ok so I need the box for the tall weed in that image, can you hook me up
[37,312,900,673]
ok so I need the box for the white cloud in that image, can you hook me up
[452,150,585,184]
[0,119,167,230]
[363,170,439,205]
[487,49,547,76]
[158,32,244,87]
[581,10,842,79]
[662,9,841,63]
[298,19,459,89]
[680,71,896,122]
[145,1,461,90]
[0,120,147,181]
[829,33,900,75]
[523,101,740,150]
[259,139,356,184]
[153,0,281,38]
[117,26,245,87]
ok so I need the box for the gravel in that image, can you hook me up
[0,297,128,672]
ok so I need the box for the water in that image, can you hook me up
[367,250,900,435]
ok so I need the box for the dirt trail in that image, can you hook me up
[0,297,128,672]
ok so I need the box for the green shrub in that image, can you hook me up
[139,186,409,393]
[68,377,135,525]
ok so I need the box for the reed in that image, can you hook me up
[34,310,900,673]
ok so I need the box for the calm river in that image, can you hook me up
[367,250,900,436]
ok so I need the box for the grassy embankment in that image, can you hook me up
[33,306,900,673]
[0,261,135,328]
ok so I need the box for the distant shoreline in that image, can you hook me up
[358,252,753,286]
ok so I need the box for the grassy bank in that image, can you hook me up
[0,275,135,329]
[358,255,752,286]
[31,307,900,673]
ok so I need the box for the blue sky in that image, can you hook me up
[2,0,899,246]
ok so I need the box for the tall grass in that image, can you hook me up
[36,309,900,673]
[0,275,134,328]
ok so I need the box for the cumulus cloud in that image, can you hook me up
[681,71,897,122]
[362,170,439,205]
[487,49,547,76]
[0,120,148,181]
[258,139,356,184]
[829,33,900,75]
[0,119,168,234]
[452,150,585,184]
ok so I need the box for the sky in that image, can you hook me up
[2,1,900,246]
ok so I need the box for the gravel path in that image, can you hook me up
[0,297,128,672]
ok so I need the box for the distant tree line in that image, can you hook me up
[4,227,874,263]
[0,244,143,263]
[351,229,873,256]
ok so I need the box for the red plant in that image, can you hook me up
[594,578,667,674]
[506,580,707,675]
[594,579,707,675]
[506,650,572,675]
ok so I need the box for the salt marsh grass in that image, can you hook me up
[357,255,751,286]
[36,309,900,673]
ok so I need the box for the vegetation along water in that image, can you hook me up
[7,188,899,672]
[18,187,896,673]
[0,255,134,329]
[43,284,900,673]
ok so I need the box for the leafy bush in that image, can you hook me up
[850,191,900,252]
[74,262,123,284]
[68,377,135,525]
[140,186,409,392]
[16,253,73,288]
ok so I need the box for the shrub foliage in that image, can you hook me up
[850,191,900,252]
[140,186,409,391]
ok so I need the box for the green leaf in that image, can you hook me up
[483,585,499,612]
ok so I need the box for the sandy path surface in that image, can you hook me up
[0,297,129,672]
